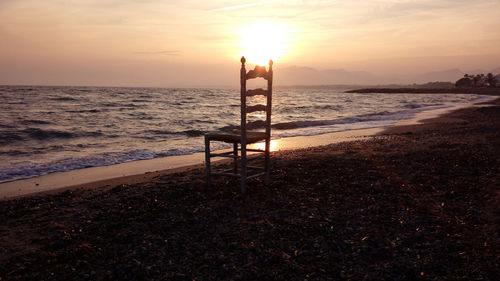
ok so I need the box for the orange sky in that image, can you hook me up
[1,0,500,86]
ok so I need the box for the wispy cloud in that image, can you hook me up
[211,0,278,11]
[133,50,180,55]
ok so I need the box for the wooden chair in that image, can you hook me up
[204,56,273,193]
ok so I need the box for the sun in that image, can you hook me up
[238,20,289,65]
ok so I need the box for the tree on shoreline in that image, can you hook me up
[486,73,495,87]
[456,74,473,88]
[456,73,497,88]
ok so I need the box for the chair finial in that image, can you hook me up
[269,59,273,70]
[241,56,246,64]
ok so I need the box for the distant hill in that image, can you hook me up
[275,66,383,85]
[276,82,455,90]
[274,66,500,86]
[462,67,500,76]
[414,68,464,83]
[489,66,500,74]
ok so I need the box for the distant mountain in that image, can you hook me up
[462,67,500,76]
[489,66,500,74]
[275,66,383,85]
[273,65,500,86]
[321,69,382,84]
[415,67,500,83]
[414,68,464,83]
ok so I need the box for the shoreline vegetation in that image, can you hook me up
[1,97,499,279]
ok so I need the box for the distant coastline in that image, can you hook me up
[346,87,500,95]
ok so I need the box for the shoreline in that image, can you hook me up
[0,128,383,199]
[345,87,500,95]
[1,96,496,199]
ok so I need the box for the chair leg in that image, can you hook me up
[264,139,270,185]
[240,144,247,193]
[233,143,238,173]
[204,135,211,187]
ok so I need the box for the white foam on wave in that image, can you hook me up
[274,95,496,139]
[0,147,203,183]
[273,104,446,138]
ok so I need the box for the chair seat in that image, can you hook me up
[206,131,266,144]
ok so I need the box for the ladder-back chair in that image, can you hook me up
[204,56,273,193]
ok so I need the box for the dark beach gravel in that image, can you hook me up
[1,101,499,280]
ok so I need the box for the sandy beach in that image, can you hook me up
[1,98,499,280]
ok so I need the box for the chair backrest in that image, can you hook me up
[239,56,273,145]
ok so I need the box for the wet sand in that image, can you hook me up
[0,98,499,280]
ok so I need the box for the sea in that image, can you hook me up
[0,85,494,183]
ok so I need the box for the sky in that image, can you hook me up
[1,0,500,87]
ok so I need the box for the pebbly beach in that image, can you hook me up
[0,97,499,280]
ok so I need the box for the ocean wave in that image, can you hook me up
[67,109,101,113]
[23,128,75,139]
[149,129,205,137]
[100,102,121,107]
[183,130,205,137]
[6,87,35,92]
[0,147,201,183]
[216,111,402,132]
[356,111,392,118]
[0,132,24,145]
[0,85,490,183]
[403,103,423,109]
[20,128,104,140]
[314,104,343,110]
[50,96,78,101]
[278,104,342,114]
[216,107,447,133]
[20,119,52,125]
[0,150,33,156]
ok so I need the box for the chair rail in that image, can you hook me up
[246,104,267,113]
[246,88,268,97]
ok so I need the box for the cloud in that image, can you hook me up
[1,0,499,86]
[133,50,180,55]
[211,1,278,11]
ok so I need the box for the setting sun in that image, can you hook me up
[238,20,290,65]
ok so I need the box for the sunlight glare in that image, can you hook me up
[251,139,280,152]
[238,20,289,65]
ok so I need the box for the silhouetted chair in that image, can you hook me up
[204,56,273,193]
